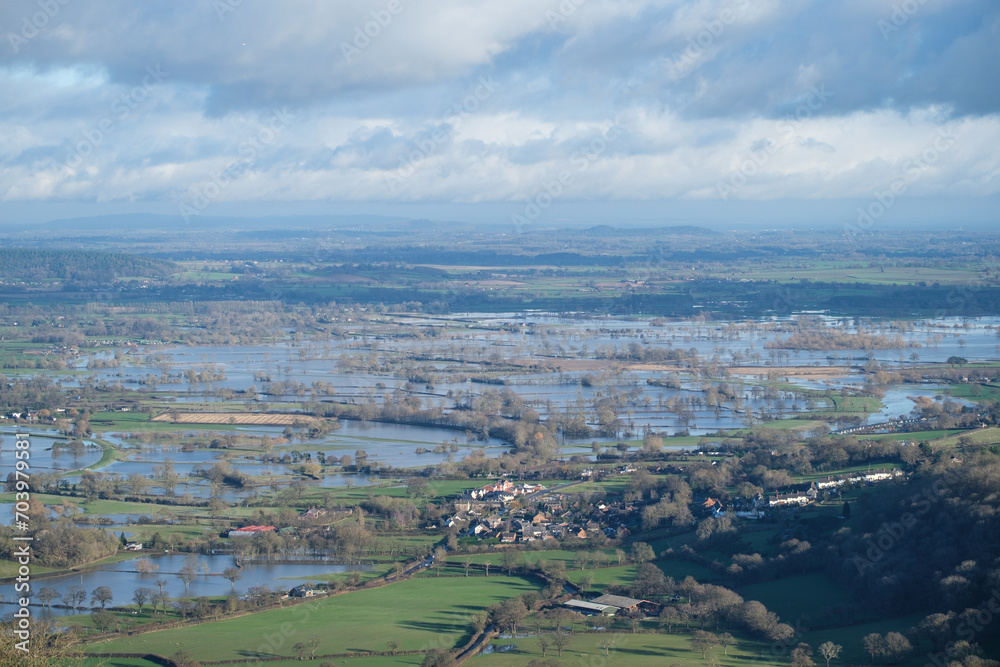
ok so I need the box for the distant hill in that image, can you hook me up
[579,224,717,236]
[41,213,469,232]
[0,249,175,283]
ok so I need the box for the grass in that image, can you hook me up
[800,613,927,666]
[737,573,854,624]
[283,562,395,584]
[82,438,122,471]
[856,429,964,442]
[87,575,543,661]
[565,564,639,592]
[471,627,778,667]
[930,426,1000,450]
[944,383,1000,399]
[652,557,718,583]
[757,418,828,431]
[0,559,56,577]
[79,658,165,667]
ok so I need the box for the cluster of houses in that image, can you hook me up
[443,493,638,544]
[301,507,329,520]
[814,468,903,489]
[701,494,766,518]
[580,464,637,479]
[696,468,906,513]
[770,468,905,507]
[462,480,546,503]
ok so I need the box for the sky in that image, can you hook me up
[0,0,998,228]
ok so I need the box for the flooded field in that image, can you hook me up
[2,313,996,603]
[10,554,371,617]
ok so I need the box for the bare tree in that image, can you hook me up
[91,610,116,634]
[91,586,113,609]
[818,641,842,667]
[151,590,170,615]
[135,558,159,575]
[552,630,570,657]
[862,634,885,664]
[178,556,200,589]
[537,635,551,657]
[64,585,87,611]
[222,566,242,589]
[132,587,152,614]
[293,642,308,660]
[600,636,616,656]
[691,630,718,659]
[38,587,59,608]
[659,606,679,634]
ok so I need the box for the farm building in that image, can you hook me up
[565,600,619,616]
[590,594,657,614]
[228,525,276,538]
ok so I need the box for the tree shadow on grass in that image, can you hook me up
[398,620,467,634]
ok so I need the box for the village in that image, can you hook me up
[426,466,907,548]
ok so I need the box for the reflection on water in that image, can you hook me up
[12,554,370,617]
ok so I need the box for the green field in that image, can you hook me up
[931,426,1000,449]
[565,564,639,592]
[470,627,777,667]
[737,573,854,624]
[0,559,56,577]
[800,613,927,666]
[87,575,543,661]
[709,263,984,286]
[81,658,165,667]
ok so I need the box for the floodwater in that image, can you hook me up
[11,554,370,617]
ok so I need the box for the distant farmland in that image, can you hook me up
[152,412,306,425]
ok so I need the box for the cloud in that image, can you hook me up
[0,0,998,211]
